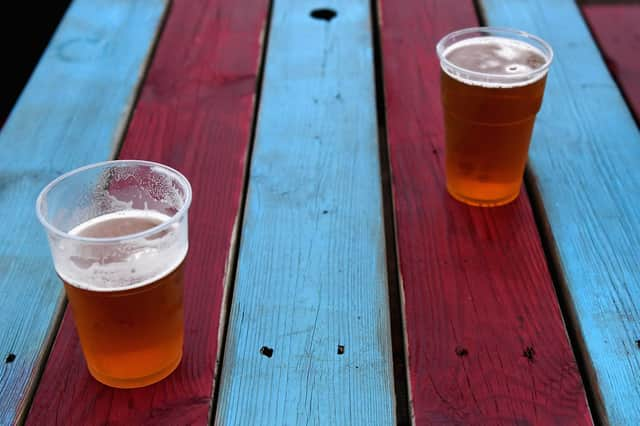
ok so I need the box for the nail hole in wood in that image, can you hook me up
[337,345,345,355]
[310,9,337,21]
[322,210,328,214]
[523,346,535,362]
[5,353,16,363]
[455,346,468,357]
[260,346,273,358]
[636,339,640,349]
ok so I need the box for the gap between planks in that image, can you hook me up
[472,1,604,422]
[370,0,413,424]
[209,0,276,421]
[20,6,175,420]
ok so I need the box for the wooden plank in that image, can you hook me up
[214,0,396,424]
[27,0,270,423]
[25,0,270,424]
[581,4,640,120]
[377,0,592,424]
[479,0,640,423]
[0,0,168,424]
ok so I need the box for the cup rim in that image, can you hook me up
[436,26,554,84]
[36,160,192,244]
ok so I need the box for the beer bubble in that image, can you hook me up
[70,256,95,269]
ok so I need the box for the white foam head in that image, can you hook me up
[437,28,553,88]
[52,210,188,292]
[36,160,192,292]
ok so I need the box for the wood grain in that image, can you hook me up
[25,0,269,424]
[581,4,640,120]
[0,0,168,424]
[377,0,592,424]
[214,0,396,424]
[480,0,640,423]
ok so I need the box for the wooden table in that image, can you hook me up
[1,0,639,424]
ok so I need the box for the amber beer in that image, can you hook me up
[61,212,186,388]
[37,161,191,389]
[437,28,553,206]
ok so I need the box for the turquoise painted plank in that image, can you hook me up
[0,0,168,423]
[479,1,640,424]
[215,0,395,424]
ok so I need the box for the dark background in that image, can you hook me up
[2,1,71,125]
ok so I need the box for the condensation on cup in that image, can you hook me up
[36,160,191,388]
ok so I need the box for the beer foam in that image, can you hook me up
[441,36,549,88]
[53,210,188,292]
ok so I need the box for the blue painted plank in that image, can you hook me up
[214,0,396,424]
[479,1,640,424]
[0,0,168,423]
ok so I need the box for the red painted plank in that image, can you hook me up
[26,0,269,424]
[378,1,592,424]
[582,4,640,120]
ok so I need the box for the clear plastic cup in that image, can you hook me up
[437,27,553,206]
[36,160,191,388]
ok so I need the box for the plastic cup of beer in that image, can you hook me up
[437,27,553,206]
[36,160,191,388]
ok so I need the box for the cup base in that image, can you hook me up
[88,351,182,389]
[447,187,519,207]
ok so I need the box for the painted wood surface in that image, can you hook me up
[581,4,640,120]
[479,0,640,423]
[378,0,592,424]
[0,0,168,424]
[214,0,396,424]
[25,0,270,424]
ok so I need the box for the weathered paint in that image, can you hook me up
[378,0,592,423]
[0,0,168,423]
[582,4,640,119]
[26,0,270,424]
[481,0,640,423]
[215,0,396,424]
